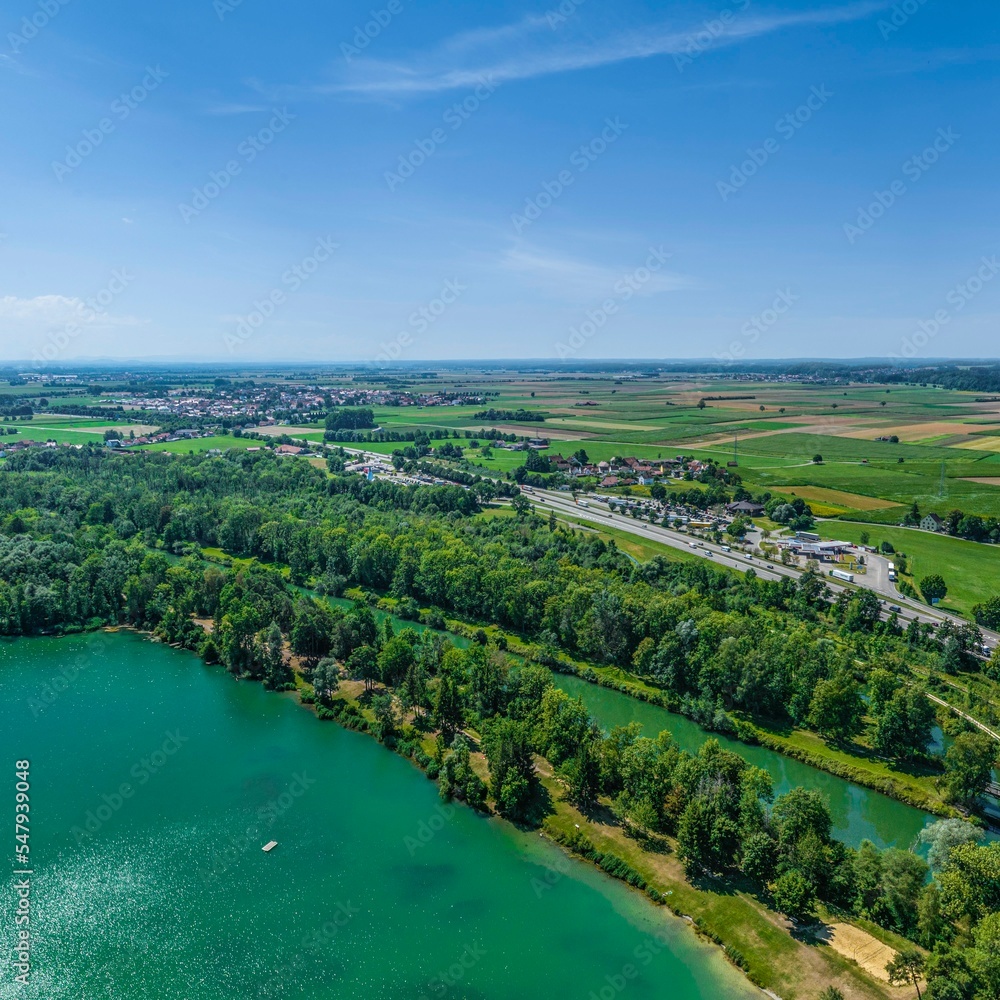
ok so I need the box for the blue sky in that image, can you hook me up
[1,0,998,363]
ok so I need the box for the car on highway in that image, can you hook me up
[888,604,902,612]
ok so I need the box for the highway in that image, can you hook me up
[322,443,999,650]
[533,489,1000,649]
[542,490,790,581]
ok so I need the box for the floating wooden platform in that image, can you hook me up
[262,841,278,853]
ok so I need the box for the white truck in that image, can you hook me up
[830,569,855,583]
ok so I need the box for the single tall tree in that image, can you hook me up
[943,732,998,808]
[311,656,340,704]
[434,671,465,740]
[886,948,925,999]
[920,574,948,604]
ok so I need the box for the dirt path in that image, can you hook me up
[927,692,1000,741]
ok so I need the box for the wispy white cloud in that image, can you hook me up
[321,2,886,96]
[0,295,142,330]
[0,52,38,76]
[437,15,552,56]
[501,246,694,299]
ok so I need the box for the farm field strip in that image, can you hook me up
[957,436,1000,451]
[835,420,978,440]
[769,485,903,510]
[6,427,107,444]
[252,424,325,437]
[29,378,1000,532]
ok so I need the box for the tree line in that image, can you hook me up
[0,445,992,772]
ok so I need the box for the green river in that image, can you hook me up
[552,673,933,851]
[1,632,761,1000]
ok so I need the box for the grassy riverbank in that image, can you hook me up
[537,778,899,1000]
[750,723,952,817]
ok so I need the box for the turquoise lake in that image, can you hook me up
[0,631,758,1000]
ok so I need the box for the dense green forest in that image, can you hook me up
[1,446,992,739]
[1,446,996,759]
[884,366,1000,394]
[3,445,1000,997]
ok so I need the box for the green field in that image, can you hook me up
[20,415,104,427]
[2,413,163,446]
[551,510,710,566]
[283,429,326,442]
[5,425,107,444]
[140,435,255,454]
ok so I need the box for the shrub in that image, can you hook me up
[771,869,816,921]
